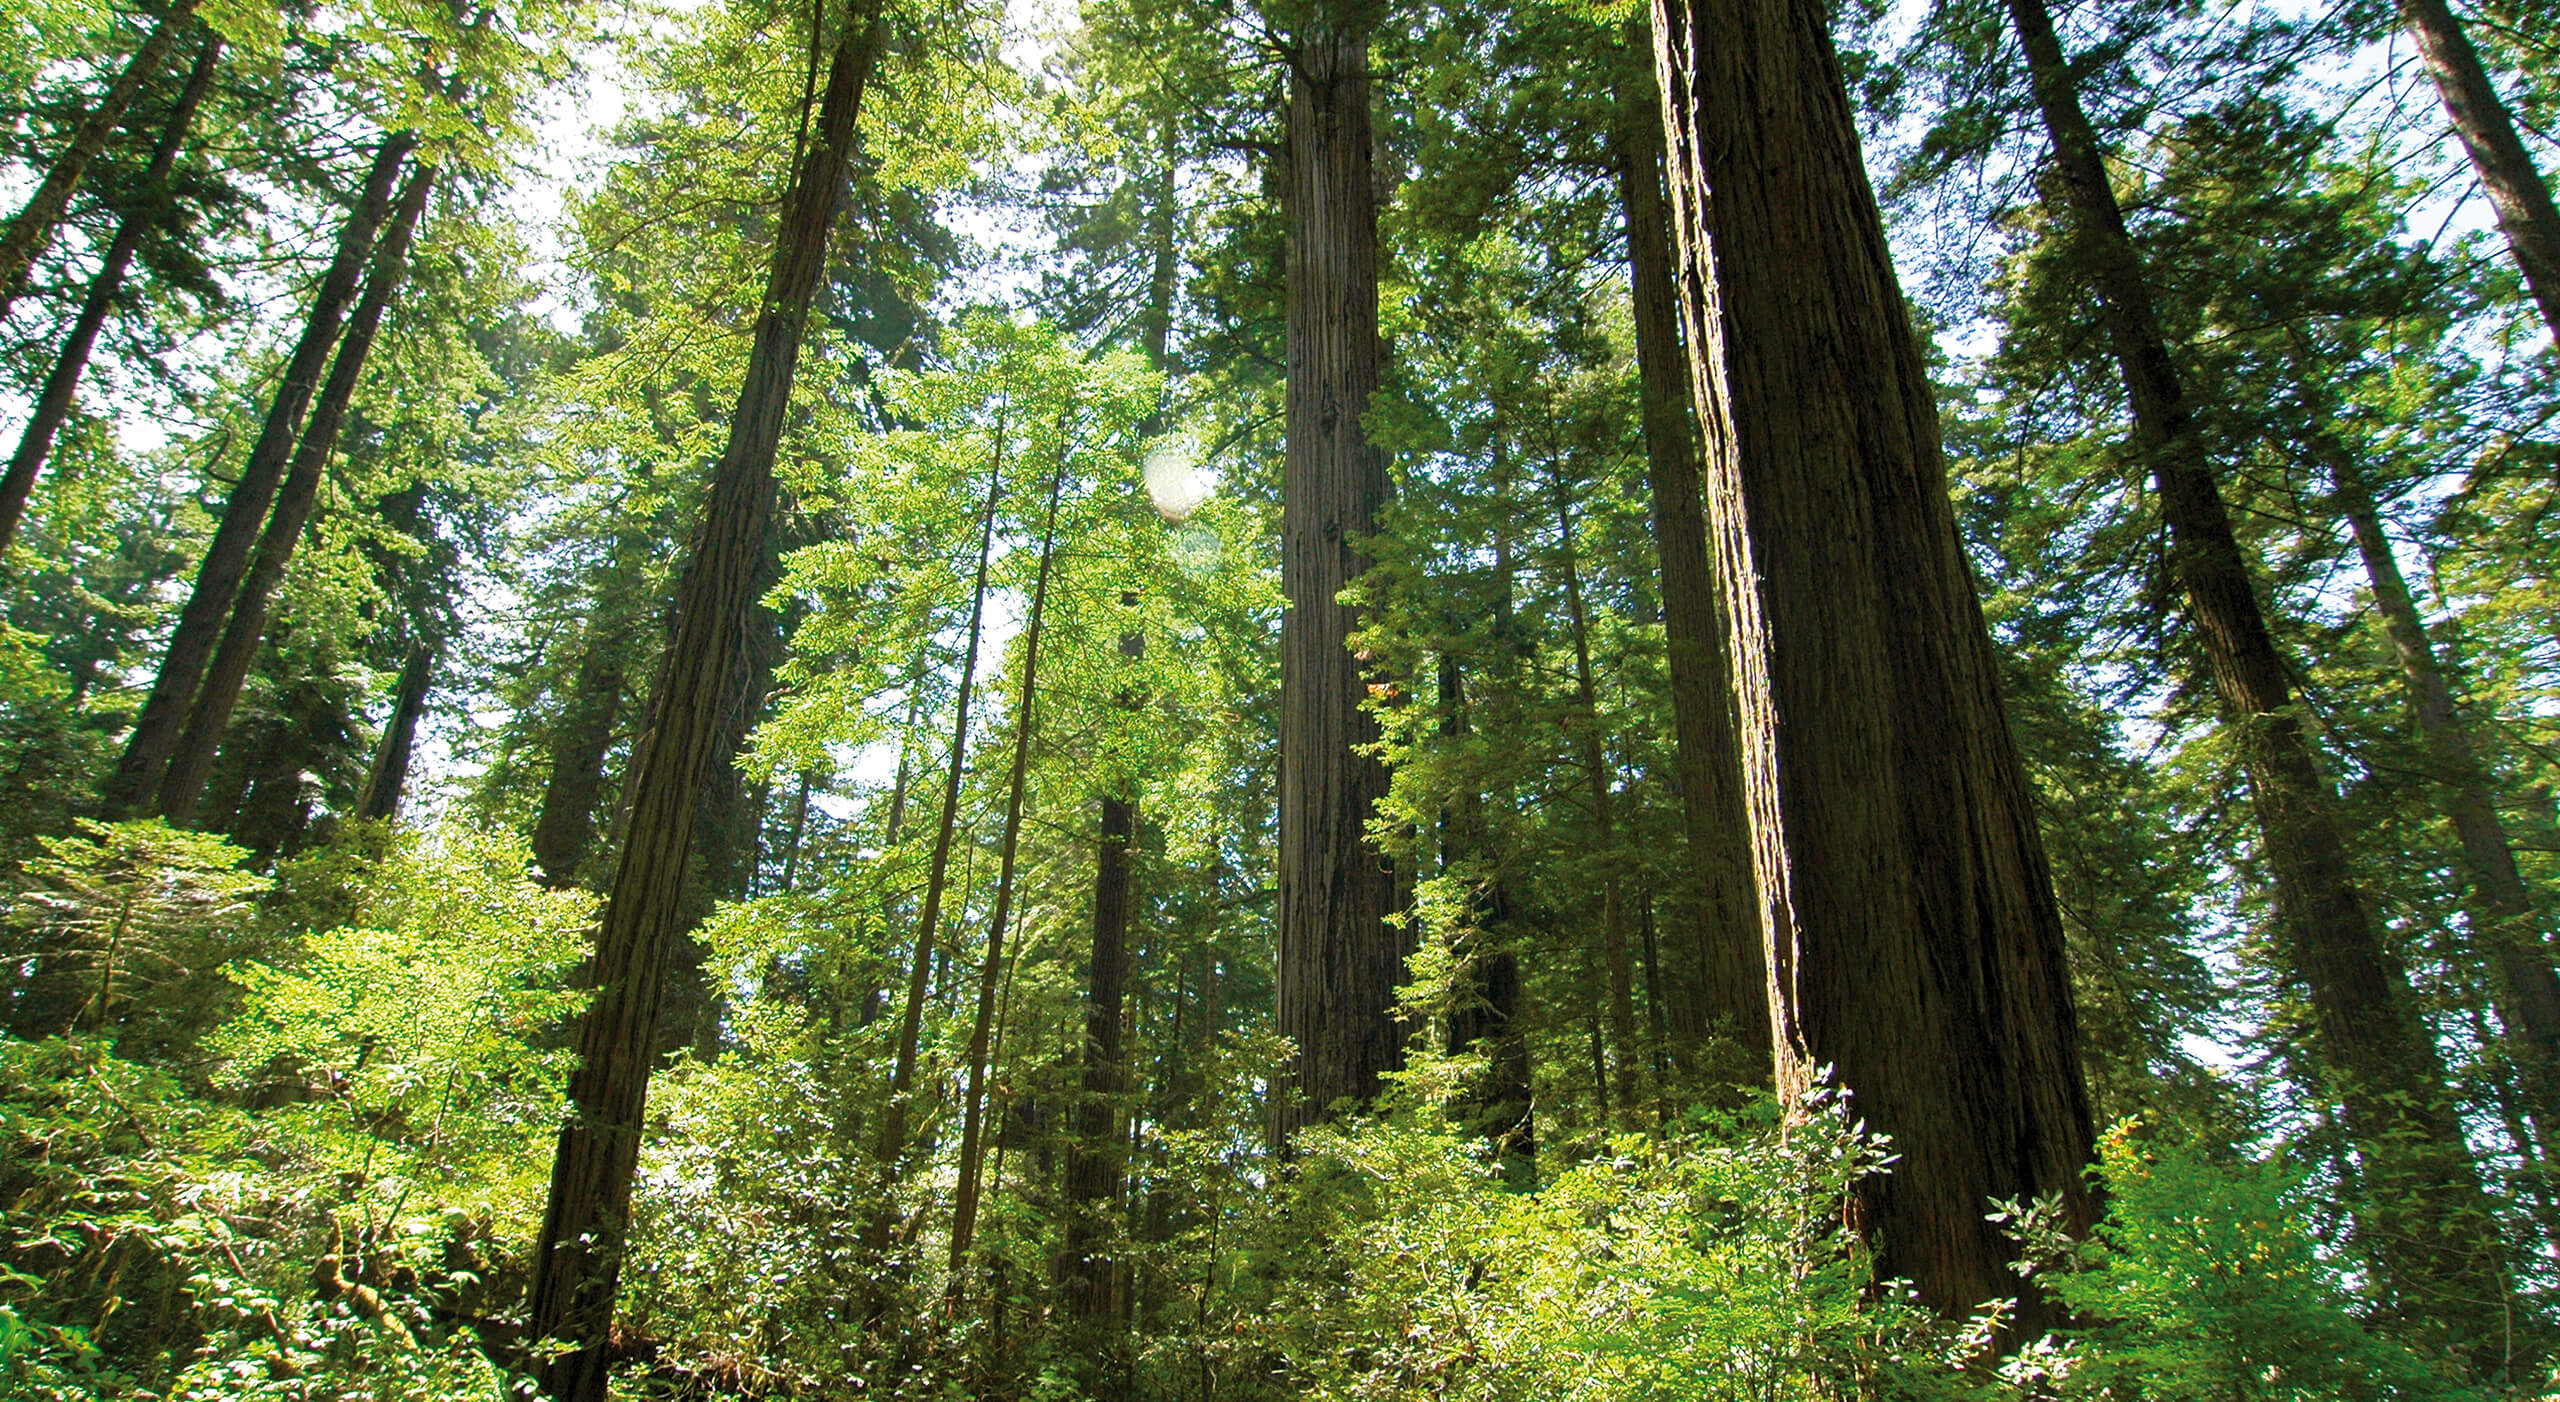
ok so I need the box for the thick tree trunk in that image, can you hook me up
[102,132,414,817]
[2333,451,2560,1152]
[159,161,435,824]
[1612,28,1763,1081]
[357,640,434,822]
[1275,20,1403,1142]
[1652,0,2097,1334]
[0,4,192,321]
[1549,461,1641,1121]
[525,8,881,1395]
[950,456,1067,1272]
[2397,0,2560,342]
[0,33,220,557]
[2002,0,2508,1352]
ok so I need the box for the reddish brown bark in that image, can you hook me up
[1274,19,1404,1141]
[158,161,435,825]
[103,132,414,817]
[525,7,882,1395]
[1653,0,2096,1332]
[2397,0,2560,342]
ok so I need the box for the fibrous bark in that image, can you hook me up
[1612,29,1763,1080]
[159,160,435,824]
[525,6,881,1394]
[0,4,193,320]
[1274,18,1404,1141]
[0,32,221,557]
[1653,0,2097,1332]
[2001,0,2508,1349]
[103,132,414,817]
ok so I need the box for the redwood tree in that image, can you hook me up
[524,3,883,1393]
[1652,0,2097,1332]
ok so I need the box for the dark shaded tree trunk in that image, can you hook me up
[1613,31,1764,1081]
[0,33,220,557]
[1437,652,1532,1179]
[2002,0,2510,1353]
[1275,19,1403,1142]
[951,453,1067,1272]
[159,160,435,824]
[534,625,630,888]
[0,4,192,320]
[357,640,434,822]
[524,7,882,1395]
[103,132,414,816]
[2332,450,2560,1152]
[2397,0,2560,341]
[1652,0,2096,1334]
[1548,460,1641,1121]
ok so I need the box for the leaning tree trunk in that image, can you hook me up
[2396,0,2560,342]
[1612,27,1763,1082]
[1652,0,2098,1336]
[103,132,414,817]
[950,452,1068,1273]
[1274,18,1403,1143]
[0,32,221,557]
[2331,448,2560,1153]
[357,640,434,822]
[2002,0,2511,1354]
[159,160,435,825]
[0,4,193,321]
[525,6,881,1396]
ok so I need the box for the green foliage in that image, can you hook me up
[3,820,267,1046]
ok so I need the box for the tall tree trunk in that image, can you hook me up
[1548,460,1641,1121]
[2396,0,2560,342]
[1652,0,2097,1334]
[873,432,1007,1197]
[525,6,881,1394]
[533,624,628,888]
[1612,26,1763,1082]
[1275,19,1403,1142]
[0,33,220,557]
[102,132,414,816]
[951,452,1068,1272]
[2003,0,2510,1351]
[2332,449,2560,1151]
[0,4,192,320]
[357,640,434,822]
[159,161,435,825]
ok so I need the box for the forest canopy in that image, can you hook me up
[2,0,2558,1397]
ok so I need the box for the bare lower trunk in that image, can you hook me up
[525,9,881,1396]
[103,132,414,816]
[0,4,192,320]
[0,33,220,557]
[159,161,435,824]
[1613,27,1762,1080]
[1654,0,2097,1332]
[2333,452,2560,1153]
[357,640,434,822]
[2397,0,2560,342]
[2003,0,2509,1352]
[1275,20,1403,1142]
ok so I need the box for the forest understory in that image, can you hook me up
[3,0,2560,1397]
